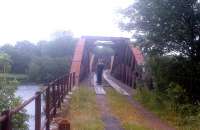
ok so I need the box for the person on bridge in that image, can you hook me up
[96,59,104,85]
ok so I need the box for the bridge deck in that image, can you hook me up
[56,71,175,130]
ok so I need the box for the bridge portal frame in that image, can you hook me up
[70,36,143,88]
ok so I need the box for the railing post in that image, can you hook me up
[73,72,75,87]
[1,110,11,130]
[63,78,66,97]
[61,78,64,102]
[45,86,50,130]
[35,91,41,130]
[57,80,61,108]
[69,74,71,92]
[66,75,69,93]
[52,84,57,116]
[56,82,59,108]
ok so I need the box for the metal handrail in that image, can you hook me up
[0,72,76,130]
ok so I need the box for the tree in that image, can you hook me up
[14,41,39,73]
[120,0,200,60]
[1,41,39,74]
[28,57,70,83]
[38,33,76,58]
[0,53,12,73]
[120,0,200,103]
[50,30,74,40]
[0,53,28,130]
[0,31,77,83]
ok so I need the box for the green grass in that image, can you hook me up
[106,88,151,130]
[67,87,104,130]
[135,87,200,130]
[123,123,151,130]
[0,73,28,81]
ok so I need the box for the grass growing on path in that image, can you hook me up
[106,88,151,130]
[135,88,200,130]
[68,87,104,130]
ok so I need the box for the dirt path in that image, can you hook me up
[105,71,176,130]
[96,95,124,130]
[87,73,124,130]
[76,72,176,130]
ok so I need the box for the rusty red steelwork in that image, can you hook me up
[71,36,144,88]
[70,38,85,84]
[58,119,70,130]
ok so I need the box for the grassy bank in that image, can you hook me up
[67,87,104,130]
[0,73,28,81]
[106,88,151,130]
[135,88,200,130]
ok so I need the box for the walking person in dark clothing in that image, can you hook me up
[96,59,104,85]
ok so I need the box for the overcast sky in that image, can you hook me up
[0,0,133,44]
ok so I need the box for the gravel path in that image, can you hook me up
[96,95,124,130]
[105,71,176,130]
[78,72,176,130]
[89,73,124,130]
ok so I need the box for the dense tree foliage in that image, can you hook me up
[120,0,200,59]
[120,0,200,103]
[136,56,200,129]
[121,1,200,128]
[1,41,39,74]
[0,31,77,83]
[28,57,69,82]
[0,53,12,73]
[0,53,28,129]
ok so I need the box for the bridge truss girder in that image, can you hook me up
[71,36,142,88]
